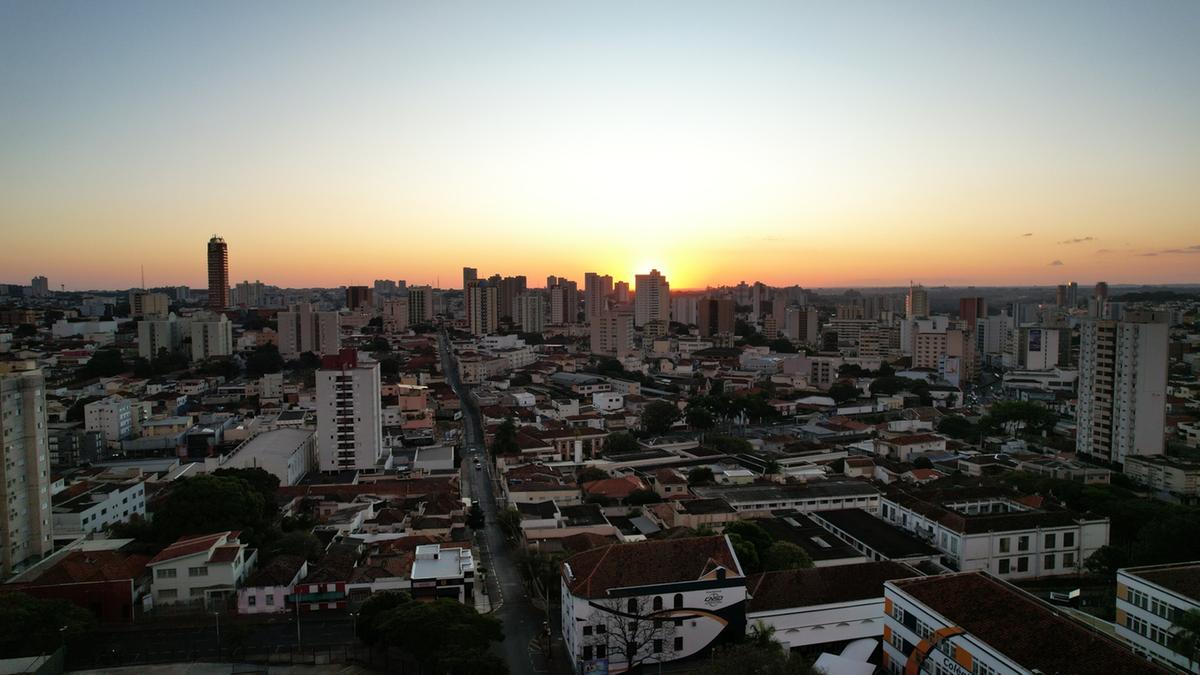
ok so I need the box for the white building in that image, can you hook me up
[561,536,746,674]
[382,298,409,333]
[190,312,234,361]
[1116,562,1200,673]
[634,269,670,337]
[277,303,341,360]
[1123,455,1200,498]
[407,285,434,325]
[84,395,133,448]
[137,314,183,360]
[51,479,146,537]
[1076,310,1169,465]
[882,572,1162,675]
[516,293,546,333]
[410,543,475,603]
[148,531,256,608]
[129,290,170,318]
[591,310,636,358]
[879,486,1108,580]
[316,349,383,472]
[0,365,53,575]
[207,428,314,486]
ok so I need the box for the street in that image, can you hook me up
[438,331,555,675]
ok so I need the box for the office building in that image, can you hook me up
[345,285,373,310]
[591,310,635,358]
[516,293,545,333]
[584,272,613,320]
[958,297,986,325]
[0,365,53,575]
[1094,281,1109,302]
[634,269,670,336]
[407,285,434,325]
[614,280,630,304]
[231,280,266,308]
[129,289,170,318]
[137,314,183,360]
[549,279,578,324]
[207,235,229,309]
[316,348,383,472]
[467,280,499,336]
[1076,311,1169,465]
[670,295,698,326]
[190,312,234,361]
[883,572,1164,675]
[905,284,928,318]
[463,267,478,320]
[278,303,341,360]
[787,306,820,346]
[382,298,409,333]
[698,296,735,338]
[1116,562,1200,673]
[498,275,526,321]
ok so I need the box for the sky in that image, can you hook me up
[2,1,1199,291]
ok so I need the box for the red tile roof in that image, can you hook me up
[30,550,151,585]
[148,531,238,565]
[561,535,741,598]
[208,545,243,563]
[746,561,921,612]
[581,475,647,499]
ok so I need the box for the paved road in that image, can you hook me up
[438,332,551,675]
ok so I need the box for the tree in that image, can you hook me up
[272,531,324,561]
[912,456,934,470]
[641,400,681,434]
[13,324,37,339]
[368,336,391,353]
[77,348,127,379]
[287,351,322,371]
[687,467,715,486]
[626,489,663,506]
[591,595,678,672]
[497,507,522,539]
[375,598,504,671]
[152,475,271,546]
[937,415,978,440]
[762,541,813,571]
[982,401,1057,437]
[596,357,625,378]
[467,503,486,530]
[0,592,97,657]
[356,591,412,645]
[695,642,820,675]
[245,344,285,377]
[763,458,781,475]
[605,432,641,455]
[577,467,609,484]
[212,467,281,516]
[828,381,859,404]
[685,405,715,431]
[769,338,797,354]
[1083,545,1129,578]
[1171,609,1200,673]
[493,418,519,456]
[725,520,775,574]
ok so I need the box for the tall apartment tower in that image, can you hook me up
[207,235,229,310]
[1076,310,1169,465]
[467,281,499,336]
[407,286,434,325]
[0,364,53,575]
[584,272,613,320]
[462,267,478,319]
[591,310,635,358]
[382,298,409,333]
[634,269,670,333]
[30,276,49,298]
[277,303,341,360]
[190,312,234,361]
[316,349,383,472]
[345,286,373,310]
[959,297,987,325]
[905,283,929,318]
[614,281,630,304]
[515,293,545,333]
[786,306,820,345]
[549,279,578,324]
[697,296,735,338]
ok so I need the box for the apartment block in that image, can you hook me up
[316,349,383,472]
[0,365,53,575]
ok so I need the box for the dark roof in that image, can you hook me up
[746,561,922,612]
[559,503,608,527]
[751,515,863,563]
[679,498,736,516]
[245,554,306,587]
[517,500,559,519]
[1128,563,1200,603]
[561,536,741,598]
[891,573,1170,675]
[811,509,939,559]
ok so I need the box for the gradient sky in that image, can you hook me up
[2,1,1199,291]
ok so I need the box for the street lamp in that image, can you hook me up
[350,611,358,643]
[213,611,221,657]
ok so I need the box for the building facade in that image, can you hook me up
[0,366,53,575]
[316,349,383,472]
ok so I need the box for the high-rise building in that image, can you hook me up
[698,296,735,338]
[231,280,266,308]
[30,276,49,298]
[905,283,929,318]
[497,275,526,321]
[786,306,819,345]
[129,289,170,318]
[1067,281,1079,308]
[584,272,613,320]
[408,285,434,325]
[373,279,398,300]
[462,267,479,320]
[634,269,670,335]
[316,348,383,472]
[613,281,630,304]
[959,297,986,325]
[1076,311,1169,465]
[138,314,183,360]
[546,275,558,290]
[591,310,635,358]
[671,295,698,326]
[84,395,133,449]
[382,298,409,333]
[345,286,373,310]
[207,235,229,309]
[0,363,52,575]
[549,279,578,324]
[515,293,545,333]
[278,303,341,360]
[1094,281,1109,301]
[467,280,499,336]
[190,312,234,362]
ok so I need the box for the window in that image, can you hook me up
[1149,624,1171,646]
[595,625,605,634]
[248,596,257,607]
[890,605,906,622]
[1044,554,1056,571]
[596,645,606,659]
[674,636,683,651]
[674,593,684,609]
[159,589,177,599]
[998,538,1010,553]
[1150,598,1175,621]
[653,639,663,654]
[1063,532,1075,547]
[1017,557,1029,573]
[1017,536,1029,552]
[1125,614,1148,637]
[972,662,997,675]
[582,646,593,660]
[583,626,592,636]
[999,559,1011,574]
[915,620,933,640]
[188,566,208,577]
[266,595,274,606]
[653,596,663,611]
[1044,533,1056,548]
[1063,552,1076,568]
[628,598,638,614]
[890,630,906,651]
[156,568,177,579]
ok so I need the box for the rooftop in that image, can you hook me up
[746,561,922,613]
[1122,562,1200,603]
[561,535,741,599]
[890,572,1169,675]
[692,478,878,504]
[811,509,939,559]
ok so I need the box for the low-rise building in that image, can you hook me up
[1124,455,1200,498]
[237,554,308,615]
[410,543,475,603]
[51,479,146,538]
[883,572,1166,675]
[691,479,879,516]
[147,531,256,608]
[205,428,315,487]
[1116,562,1200,673]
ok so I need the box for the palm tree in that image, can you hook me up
[748,621,783,653]
[1171,608,1200,673]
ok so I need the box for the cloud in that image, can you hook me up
[1058,237,1095,245]
[1138,244,1200,256]
[1049,259,1064,266]
[1095,249,1112,254]
[1138,252,1158,257]
[1021,232,1034,237]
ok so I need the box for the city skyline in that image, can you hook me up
[3,2,1200,289]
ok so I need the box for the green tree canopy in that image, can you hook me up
[493,418,519,456]
[152,474,272,546]
[687,467,715,486]
[576,467,609,484]
[604,432,641,455]
[375,597,505,671]
[271,530,324,561]
[245,344,285,377]
[828,381,859,404]
[641,400,682,434]
[769,338,797,354]
[0,592,97,657]
[912,456,934,470]
[762,541,813,571]
[356,591,412,645]
[937,415,978,440]
[78,348,128,379]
